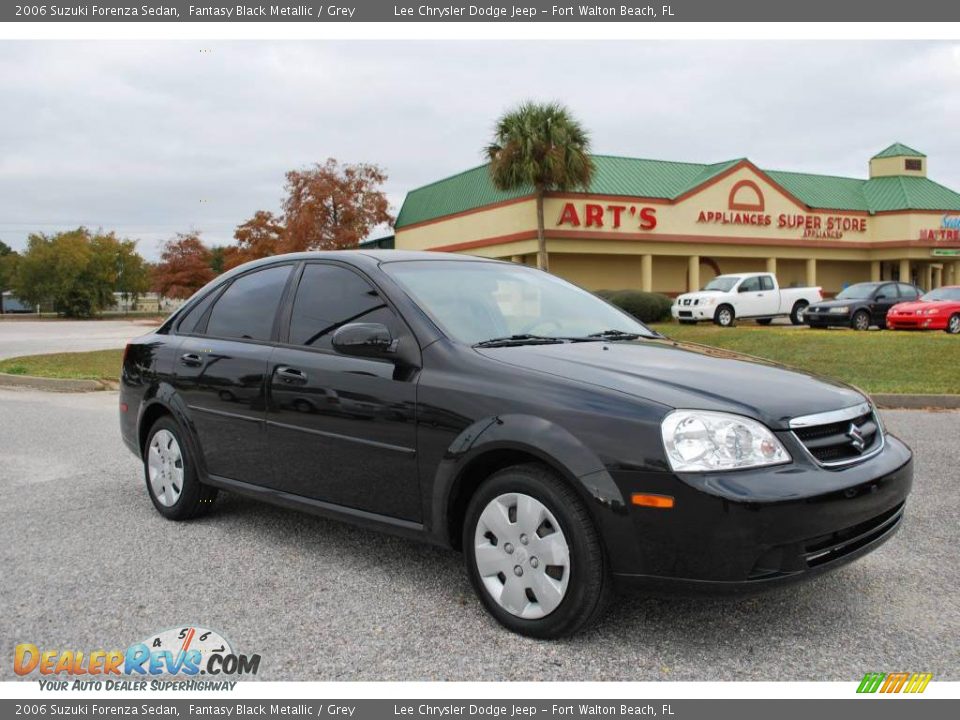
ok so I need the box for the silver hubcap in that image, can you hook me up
[474,493,570,620]
[147,429,184,507]
[719,310,731,325]
[856,314,868,330]
[950,316,960,333]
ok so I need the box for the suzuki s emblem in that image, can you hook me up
[847,423,866,452]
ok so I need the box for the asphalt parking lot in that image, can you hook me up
[0,320,153,360]
[1,388,957,681]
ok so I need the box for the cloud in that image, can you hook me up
[0,40,957,259]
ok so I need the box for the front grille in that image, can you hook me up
[793,410,881,466]
[679,310,693,318]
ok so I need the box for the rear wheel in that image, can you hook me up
[463,463,609,638]
[851,310,871,331]
[714,304,735,327]
[143,416,217,520]
[947,314,960,335]
[790,301,809,326]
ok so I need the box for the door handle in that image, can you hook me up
[180,353,203,367]
[276,366,308,384]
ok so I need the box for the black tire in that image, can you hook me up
[756,318,773,326]
[713,304,735,327]
[790,301,809,326]
[143,416,217,520]
[947,314,960,335]
[851,310,871,331]
[463,463,610,639]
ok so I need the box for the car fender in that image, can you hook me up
[429,413,636,562]
[137,382,210,479]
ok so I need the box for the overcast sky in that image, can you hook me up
[1,40,959,260]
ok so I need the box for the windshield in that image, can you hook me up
[702,276,738,292]
[922,287,960,302]
[383,260,655,345]
[836,283,879,300]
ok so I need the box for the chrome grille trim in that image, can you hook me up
[788,402,872,429]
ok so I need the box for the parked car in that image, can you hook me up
[804,281,923,331]
[120,251,912,638]
[886,286,960,334]
[671,272,821,327]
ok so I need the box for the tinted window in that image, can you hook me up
[205,265,292,341]
[874,284,895,299]
[176,289,219,335]
[289,264,396,349]
[739,276,761,292]
[760,275,775,291]
[897,283,920,299]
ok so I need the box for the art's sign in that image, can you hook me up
[556,202,657,230]
[922,215,960,241]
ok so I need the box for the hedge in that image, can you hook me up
[596,289,674,323]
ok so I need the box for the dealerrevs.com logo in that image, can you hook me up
[14,626,260,691]
[857,672,933,694]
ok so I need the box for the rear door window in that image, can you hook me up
[896,283,919,300]
[205,265,293,341]
[760,276,775,291]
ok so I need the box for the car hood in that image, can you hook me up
[808,298,861,310]
[890,300,953,312]
[673,290,724,304]
[477,339,865,430]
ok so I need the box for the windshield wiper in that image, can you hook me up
[473,334,567,348]
[585,329,644,340]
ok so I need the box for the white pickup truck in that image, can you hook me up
[671,272,822,327]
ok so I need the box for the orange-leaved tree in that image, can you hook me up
[152,232,215,300]
[225,210,285,270]
[281,159,394,252]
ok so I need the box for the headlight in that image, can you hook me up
[829,306,849,314]
[701,297,717,306]
[923,308,940,315]
[661,410,791,472]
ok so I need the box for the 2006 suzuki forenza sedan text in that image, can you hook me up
[120,251,913,638]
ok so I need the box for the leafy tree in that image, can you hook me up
[208,245,228,275]
[152,232,215,300]
[226,210,285,269]
[282,159,393,252]
[0,240,18,314]
[11,228,147,318]
[487,102,594,271]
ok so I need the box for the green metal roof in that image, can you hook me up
[396,153,960,228]
[872,142,925,159]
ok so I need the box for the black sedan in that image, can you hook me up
[804,281,923,330]
[119,251,913,638]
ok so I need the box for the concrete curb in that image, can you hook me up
[872,394,960,410]
[0,372,104,392]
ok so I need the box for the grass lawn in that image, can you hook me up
[0,349,123,382]
[650,322,958,395]
[0,325,956,394]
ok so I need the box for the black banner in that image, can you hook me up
[4,0,960,22]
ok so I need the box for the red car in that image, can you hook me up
[887,286,960,334]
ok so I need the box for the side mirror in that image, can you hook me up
[738,285,751,293]
[875,294,886,301]
[332,323,396,358]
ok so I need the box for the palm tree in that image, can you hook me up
[487,102,594,271]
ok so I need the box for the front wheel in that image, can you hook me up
[790,301,808,326]
[714,304,735,327]
[947,314,960,335]
[851,310,871,331]
[463,464,609,639]
[144,416,217,520]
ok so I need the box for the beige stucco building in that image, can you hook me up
[395,144,960,296]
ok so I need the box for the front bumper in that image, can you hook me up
[804,310,852,327]
[607,433,913,592]
[887,314,946,330]
[671,304,715,321]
